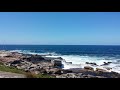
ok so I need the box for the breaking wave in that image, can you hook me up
[10,50,120,73]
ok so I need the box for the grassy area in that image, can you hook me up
[0,62,25,74]
[26,73,55,78]
[0,62,55,78]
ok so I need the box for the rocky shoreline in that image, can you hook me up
[0,50,120,78]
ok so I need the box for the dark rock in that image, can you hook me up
[110,71,120,78]
[11,60,21,64]
[84,66,94,71]
[86,62,97,66]
[32,55,45,60]
[86,75,98,78]
[47,68,62,75]
[54,70,63,75]
[108,62,112,63]
[56,57,63,60]
[67,68,83,73]
[105,67,112,70]
[52,60,62,67]
[40,69,48,74]
[96,68,107,72]
[21,57,30,60]
[68,73,82,78]
[66,62,72,64]
[62,69,73,74]
[48,69,58,74]
[82,75,89,78]
[56,73,78,78]
[86,62,89,64]
[29,67,35,70]
[25,55,45,63]
[101,62,112,66]
[4,55,13,58]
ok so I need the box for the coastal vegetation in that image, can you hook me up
[0,62,54,78]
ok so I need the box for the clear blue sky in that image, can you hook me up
[0,12,120,45]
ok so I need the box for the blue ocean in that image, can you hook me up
[1,45,120,73]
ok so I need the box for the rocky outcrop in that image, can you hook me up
[56,72,107,78]
[96,68,107,72]
[56,73,80,78]
[86,62,98,66]
[25,55,45,63]
[84,66,94,71]
[62,69,73,74]
[101,62,112,66]
[66,62,72,64]
[52,60,63,68]
[10,60,21,64]
[105,67,112,70]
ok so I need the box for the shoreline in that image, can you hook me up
[0,50,120,78]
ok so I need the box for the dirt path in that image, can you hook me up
[0,71,26,78]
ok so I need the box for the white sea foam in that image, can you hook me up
[46,54,120,73]
[10,50,120,73]
[10,50,23,53]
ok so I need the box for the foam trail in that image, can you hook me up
[10,50,59,56]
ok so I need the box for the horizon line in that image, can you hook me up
[0,44,120,46]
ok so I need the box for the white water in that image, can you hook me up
[10,50,120,73]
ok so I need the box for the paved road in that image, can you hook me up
[0,71,26,78]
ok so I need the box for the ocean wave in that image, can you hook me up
[54,55,120,73]
[10,50,60,56]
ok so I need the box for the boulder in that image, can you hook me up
[30,64,37,67]
[105,67,112,70]
[26,55,45,63]
[66,73,80,78]
[66,62,72,64]
[21,56,31,60]
[86,62,97,66]
[64,68,83,73]
[96,68,107,72]
[40,69,48,74]
[11,60,21,64]
[46,68,63,75]
[52,60,62,67]
[101,62,112,66]
[54,70,63,75]
[56,57,63,60]
[62,69,73,74]
[110,71,120,78]
[84,66,94,71]
[4,55,13,58]
[29,67,35,70]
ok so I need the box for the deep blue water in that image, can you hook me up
[0,45,120,57]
